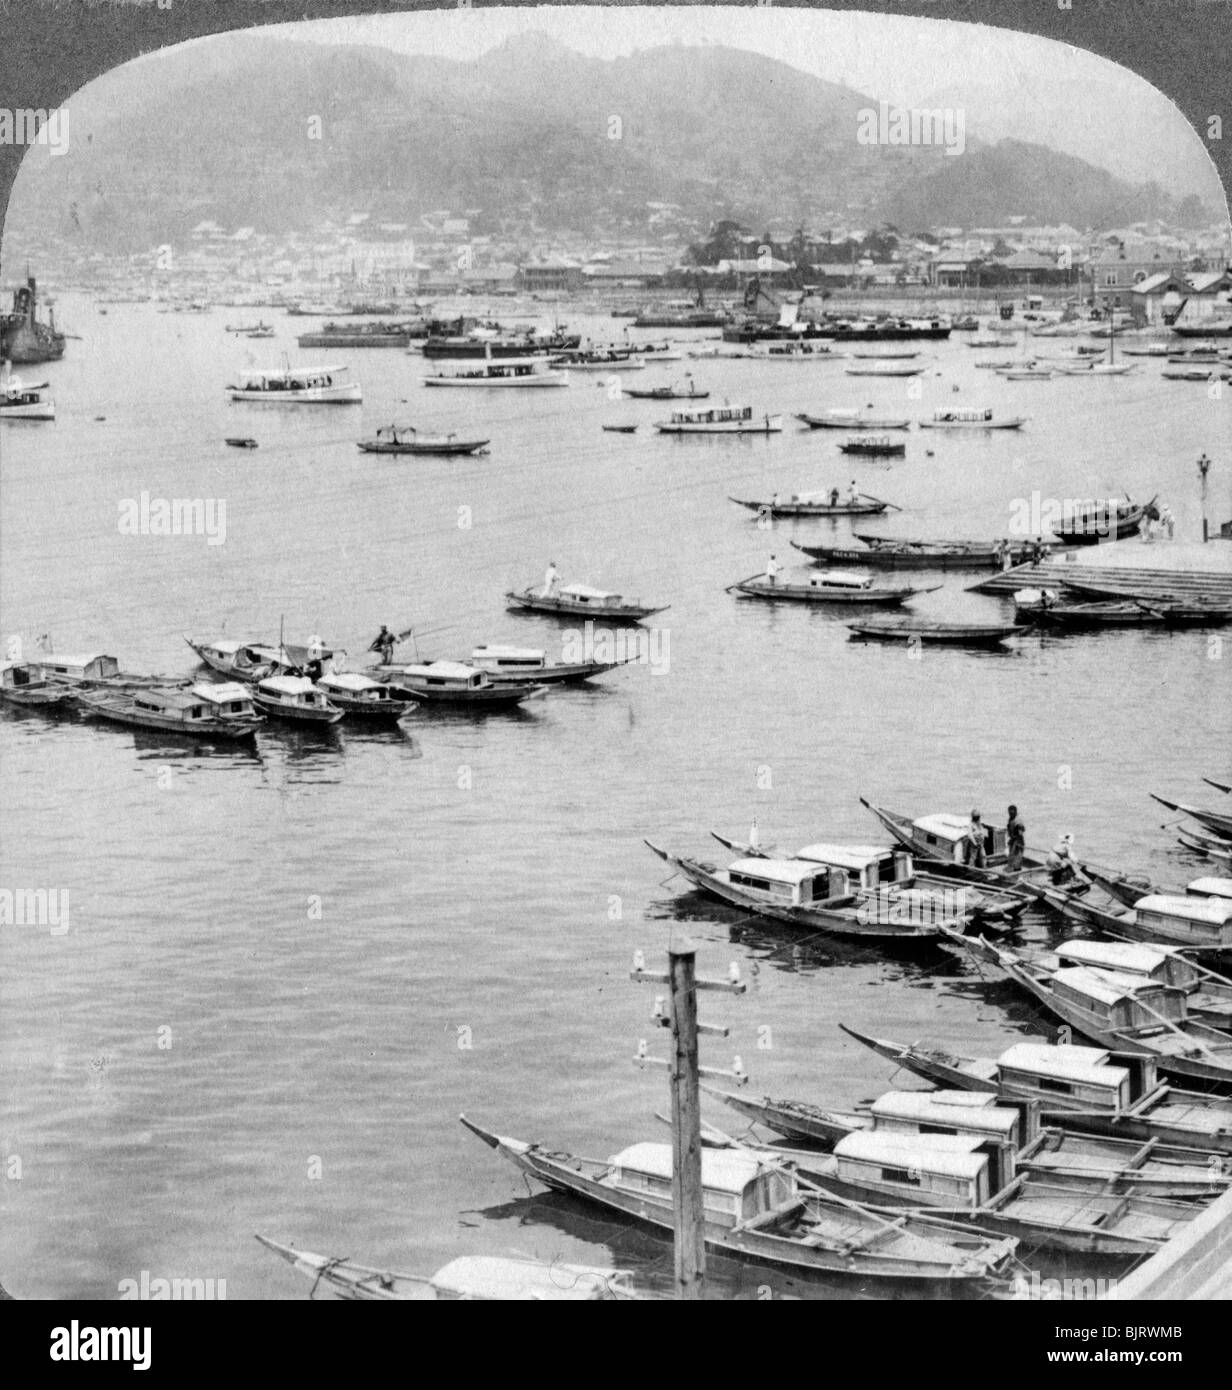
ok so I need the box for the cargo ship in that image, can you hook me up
[0,277,66,364]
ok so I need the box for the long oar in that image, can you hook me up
[724,570,768,595]
[859,493,902,511]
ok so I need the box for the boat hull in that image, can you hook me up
[461,1119,1014,1283]
[733,579,935,605]
[505,590,667,621]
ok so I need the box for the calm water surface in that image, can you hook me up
[2,300,1229,1298]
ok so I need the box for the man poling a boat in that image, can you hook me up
[765,554,780,587]
[848,480,859,504]
[1006,805,1026,873]
[542,561,559,598]
[369,625,395,665]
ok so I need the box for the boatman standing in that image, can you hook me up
[1006,805,1026,873]
[766,553,780,587]
[965,811,987,868]
[829,487,840,508]
[848,479,860,505]
[1046,833,1078,885]
[369,625,395,665]
[542,560,560,598]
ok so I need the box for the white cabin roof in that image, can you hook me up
[811,570,872,589]
[190,682,250,704]
[728,858,830,885]
[913,813,972,841]
[1189,878,1232,900]
[1136,894,1232,925]
[559,583,618,600]
[204,639,242,656]
[318,672,379,692]
[610,1142,764,1195]
[835,1130,989,1179]
[401,661,480,681]
[998,1043,1126,1086]
[471,645,545,661]
[259,675,315,695]
[795,843,896,870]
[870,1090,1018,1138]
[1053,967,1144,1006]
[1056,941,1170,974]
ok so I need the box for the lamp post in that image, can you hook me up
[1198,453,1211,543]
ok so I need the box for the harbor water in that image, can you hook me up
[1,299,1229,1297]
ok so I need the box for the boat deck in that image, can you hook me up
[971,544,1232,602]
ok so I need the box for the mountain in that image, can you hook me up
[4,33,1198,251]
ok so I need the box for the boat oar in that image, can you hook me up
[724,570,768,595]
[859,493,902,511]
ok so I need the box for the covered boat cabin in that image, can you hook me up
[428,1256,631,1302]
[188,681,259,719]
[804,569,874,591]
[931,406,994,423]
[316,671,402,704]
[724,857,849,907]
[230,365,348,392]
[869,1089,1033,1150]
[30,652,121,684]
[794,843,915,892]
[470,645,551,674]
[392,660,493,691]
[255,674,337,712]
[558,583,624,606]
[996,1043,1155,1114]
[603,1143,793,1225]
[1130,894,1232,950]
[911,812,1007,865]
[667,404,754,425]
[1048,966,1188,1030]
[1054,940,1212,995]
[832,1131,995,1208]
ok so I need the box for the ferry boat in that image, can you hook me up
[505,583,669,621]
[918,407,1025,430]
[78,682,263,740]
[461,1118,1016,1284]
[644,841,966,942]
[549,347,645,370]
[356,424,489,456]
[712,1085,1229,1202]
[843,1028,1232,1155]
[423,359,568,388]
[654,403,782,434]
[795,409,910,431]
[314,671,418,721]
[252,675,343,724]
[467,644,634,685]
[185,637,334,684]
[844,362,925,378]
[0,660,75,708]
[228,364,361,404]
[373,660,545,708]
[0,369,54,420]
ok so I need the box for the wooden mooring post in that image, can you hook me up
[632,941,746,1300]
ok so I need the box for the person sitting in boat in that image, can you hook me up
[542,561,560,598]
[1006,805,1026,873]
[369,625,395,665]
[1046,834,1078,885]
[964,811,987,868]
[765,554,780,587]
[305,656,323,682]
